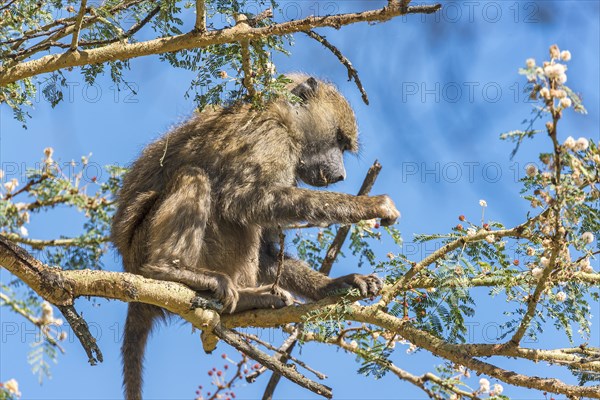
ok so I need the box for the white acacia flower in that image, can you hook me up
[466,228,477,237]
[560,50,572,61]
[349,340,358,350]
[478,378,490,393]
[582,232,595,244]
[265,61,276,75]
[492,383,504,395]
[3,178,18,192]
[563,136,576,150]
[575,137,589,151]
[485,235,495,244]
[4,379,21,397]
[526,58,536,68]
[549,44,560,59]
[540,256,550,267]
[364,219,378,229]
[19,226,28,237]
[579,258,594,273]
[556,291,567,302]
[560,97,572,108]
[543,63,566,79]
[555,89,567,99]
[479,199,487,207]
[525,164,538,177]
[371,331,380,339]
[539,87,550,99]
[558,73,567,84]
[531,267,543,278]
[526,247,536,256]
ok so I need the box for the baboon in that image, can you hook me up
[111,74,400,400]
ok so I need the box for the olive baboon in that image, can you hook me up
[111,75,400,400]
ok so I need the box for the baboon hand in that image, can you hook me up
[373,195,400,226]
[210,275,239,313]
[327,273,383,298]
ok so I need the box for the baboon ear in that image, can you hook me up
[291,77,319,101]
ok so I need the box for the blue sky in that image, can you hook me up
[1,1,599,399]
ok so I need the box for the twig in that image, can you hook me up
[213,325,333,398]
[304,30,369,105]
[3,233,110,248]
[237,330,326,380]
[0,0,17,12]
[70,0,88,51]
[195,0,206,33]
[248,8,274,27]
[0,292,65,353]
[207,354,247,400]
[320,160,382,274]
[57,304,103,365]
[81,5,161,47]
[271,228,285,293]
[4,174,49,200]
[246,326,300,382]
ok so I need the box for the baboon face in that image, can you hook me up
[291,77,358,187]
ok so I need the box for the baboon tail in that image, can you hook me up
[122,302,162,400]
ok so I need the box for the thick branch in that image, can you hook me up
[0,3,441,86]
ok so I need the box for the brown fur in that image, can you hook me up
[111,75,399,400]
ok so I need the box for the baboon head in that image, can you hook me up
[287,75,359,187]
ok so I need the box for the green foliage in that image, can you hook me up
[1,0,294,125]
[0,151,124,271]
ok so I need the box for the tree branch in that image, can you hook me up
[320,160,382,275]
[213,325,332,399]
[195,0,207,33]
[57,304,102,365]
[0,2,441,86]
[70,0,88,51]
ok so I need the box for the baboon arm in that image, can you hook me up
[233,187,395,226]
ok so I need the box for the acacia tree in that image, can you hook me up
[1,1,599,399]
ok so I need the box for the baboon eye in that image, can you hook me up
[336,129,348,149]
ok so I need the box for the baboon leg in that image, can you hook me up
[122,302,163,400]
[233,286,295,312]
[138,166,240,311]
[259,242,382,301]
